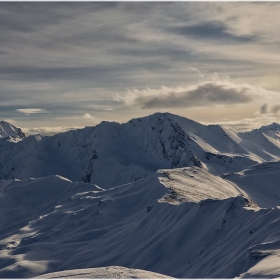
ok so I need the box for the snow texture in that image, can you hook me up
[1,113,280,278]
[34,266,173,278]
[1,113,280,188]
[0,169,280,278]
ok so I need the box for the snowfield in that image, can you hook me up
[1,112,280,278]
[34,266,174,278]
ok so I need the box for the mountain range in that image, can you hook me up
[1,112,280,188]
[1,112,280,278]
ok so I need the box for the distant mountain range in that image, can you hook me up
[1,113,280,278]
[1,112,280,188]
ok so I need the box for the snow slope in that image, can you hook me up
[224,161,280,208]
[0,121,25,143]
[34,266,173,278]
[158,166,242,204]
[1,113,280,188]
[1,168,280,278]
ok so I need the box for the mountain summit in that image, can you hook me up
[0,121,25,142]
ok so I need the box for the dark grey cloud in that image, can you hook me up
[258,103,280,115]
[260,103,268,114]
[272,104,280,114]
[168,21,254,43]
[118,81,253,109]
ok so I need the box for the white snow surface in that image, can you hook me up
[0,121,25,142]
[1,113,280,188]
[34,266,173,278]
[224,161,280,208]
[158,167,242,204]
[1,169,280,278]
[2,113,280,278]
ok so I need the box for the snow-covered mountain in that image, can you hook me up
[1,112,280,188]
[224,161,280,208]
[0,121,25,143]
[1,113,280,278]
[1,167,280,278]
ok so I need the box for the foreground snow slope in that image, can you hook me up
[1,113,280,187]
[34,266,173,278]
[1,168,280,278]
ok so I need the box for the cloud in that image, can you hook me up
[260,103,268,114]
[272,104,280,114]
[22,126,80,136]
[257,103,280,116]
[16,108,50,115]
[202,115,280,132]
[168,21,254,43]
[3,118,17,125]
[190,67,231,83]
[115,80,258,109]
[82,113,95,120]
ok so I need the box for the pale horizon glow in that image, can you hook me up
[1,2,280,135]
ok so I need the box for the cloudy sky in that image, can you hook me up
[1,2,280,135]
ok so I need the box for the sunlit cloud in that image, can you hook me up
[82,113,95,121]
[16,108,51,115]
[115,80,274,109]
[202,114,280,132]
[22,126,80,136]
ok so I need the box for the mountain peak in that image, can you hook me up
[0,121,25,142]
[253,122,280,133]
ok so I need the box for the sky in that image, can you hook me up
[1,2,280,135]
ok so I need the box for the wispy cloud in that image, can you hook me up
[16,108,51,115]
[1,3,280,130]
[22,126,80,136]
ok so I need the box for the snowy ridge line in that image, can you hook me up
[224,161,280,208]
[1,167,280,278]
[157,167,247,205]
[1,113,280,278]
[0,121,25,142]
[1,112,280,188]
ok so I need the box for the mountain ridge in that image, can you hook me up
[1,112,280,187]
[1,167,280,278]
[1,113,280,278]
[0,121,25,142]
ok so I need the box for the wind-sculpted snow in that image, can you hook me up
[1,113,280,188]
[1,169,280,278]
[158,167,242,204]
[34,266,174,278]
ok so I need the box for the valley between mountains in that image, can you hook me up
[1,112,280,278]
